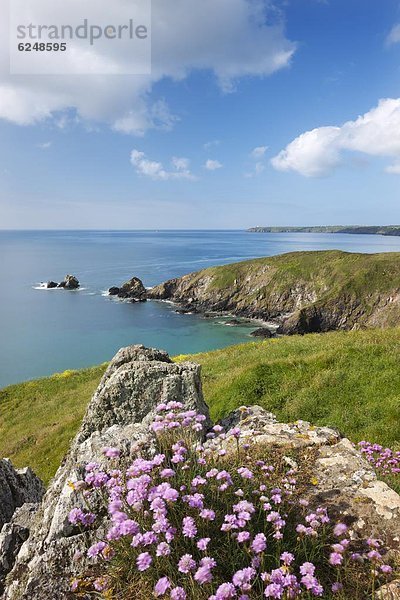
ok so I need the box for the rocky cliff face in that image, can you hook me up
[0,462,44,594]
[148,251,400,334]
[2,345,400,598]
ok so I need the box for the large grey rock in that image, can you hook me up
[0,461,44,530]
[4,345,209,599]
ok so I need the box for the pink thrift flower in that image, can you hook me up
[329,552,343,566]
[136,552,152,571]
[251,533,267,554]
[197,537,211,551]
[182,516,197,538]
[171,587,187,600]
[194,565,213,585]
[178,554,196,574]
[154,577,170,597]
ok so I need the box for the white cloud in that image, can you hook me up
[246,144,268,176]
[386,24,400,46]
[0,0,295,133]
[37,141,52,149]
[251,145,268,158]
[205,159,223,170]
[271,98,400,177]
[130,149,196,180]
[385,162,400,175]
[204,140,221,150]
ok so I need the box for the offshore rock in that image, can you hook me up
[58,275,80,290]
[4,345,208,599]
[109,277,147,302]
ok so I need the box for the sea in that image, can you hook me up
[2,229,400,389]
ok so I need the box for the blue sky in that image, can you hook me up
[1,0,400,229]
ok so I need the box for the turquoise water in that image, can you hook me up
[2,229,400,388]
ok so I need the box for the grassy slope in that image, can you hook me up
[204,250,400,297]
[1,328,400,484]
[0,365,107,484]
[182,328,400,445]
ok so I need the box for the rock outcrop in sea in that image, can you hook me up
[1,345,400,598]
[43,275,80,290]
[108,277,147,302]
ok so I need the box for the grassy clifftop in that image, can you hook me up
[248,225,400,236]
[149,250,400,333]
[1,327,400,484]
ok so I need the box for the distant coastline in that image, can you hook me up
[247,225,400,236]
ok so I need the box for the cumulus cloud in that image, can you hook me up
[245,144,268,176]
[204,159,223,170]
[251,145,268,158]
[386,24,400,46]
[204,140,221,150]
[271,98,400,177]
[130,150,196,180]
[0,0,295,133]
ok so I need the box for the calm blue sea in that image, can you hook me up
[2,229,400,388]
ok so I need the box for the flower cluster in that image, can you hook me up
[69,404,397,599]
[358,441,400,476]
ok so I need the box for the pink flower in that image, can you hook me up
[178,554,196,574]
[182,516,197,538]
[197,537,210,551]
[154,577,170,597]
[102,446,120,458]
[136,552,152,571]
[329,552,343,566]
[251,533,267,554]
[333,523,348,537]
[194,565,213,585]
[280,552,294,565]
[156,542,170,557]
[170,587,187,600]
[200,509,216,521]
[300,563,315,576]
[215,582,236,598]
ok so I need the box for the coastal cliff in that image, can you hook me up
[148,250,400,334]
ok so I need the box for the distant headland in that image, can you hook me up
[247,225,400,236]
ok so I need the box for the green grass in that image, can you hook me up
[0,365,107,484]
[1,328,400,484]
[180,327,400,447]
